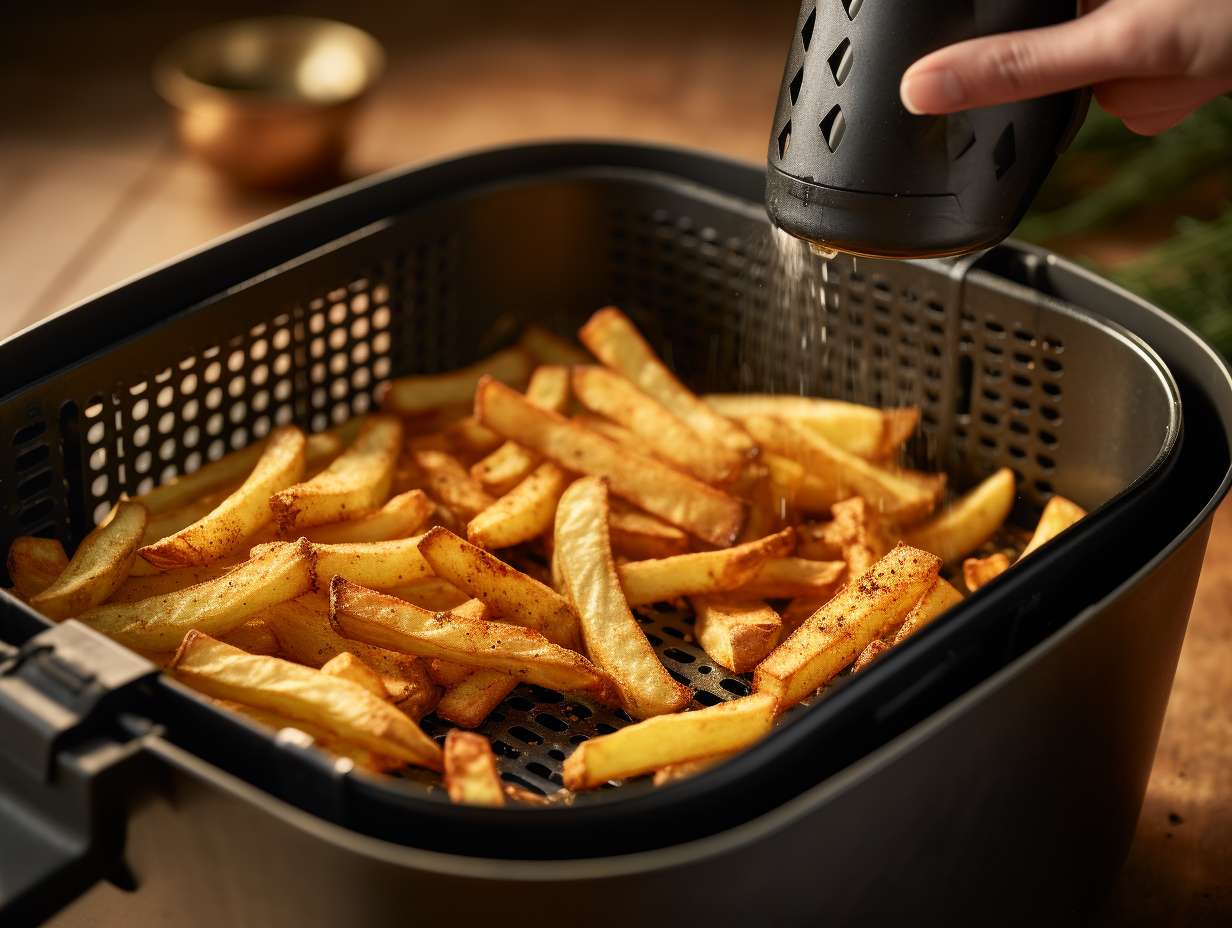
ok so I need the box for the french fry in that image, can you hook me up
[691,598,783,673]
[554,477,692,719]
[416,527,581,650]
[302,490,433,544]
[321,651,390,701]
[571,366,742,484]
[476,378,745,547]
[270,415,402,533]
[890,577,963,645]
[389,577,471,611]
[7,537,69,598]
[736,464,788,544]
[140,425,306,569]
[172,631,441,770]
[329,578,613,699]
[107,562,237,603]
[219,699,403,773]
[963,553,1011,591]
[778,596,829,635]
[471,365,571,495]
[381,345,533,415]
[439,417,504,458]
[652,756,728,787]
[737,558,846,600]
[467,462,570,550]
[903,468,1016,564]
[253,536,432,592]
[795,522,842,561]
[563,693,777,790]
[519,325,593,366]
[221,618,281,656]
[822,496,891,575]
[745,416,940,521]
[413,449,495,521]
[1020,495,1087,558]
[754,544,940,707]
[31,502,148,620]
[616,528,796,606]
[444,730,506,806]
[763,452,842,514]
[579,307,754,454]
[435,673,517,728]
[262,596,439,718]
[139,485,233,548]
[705,395,919,460]
[608,501,691,560]
[851,638,890,674]
[428,659,476,687]
[80,538,316,650]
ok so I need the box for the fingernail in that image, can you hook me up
[901,69,965,114]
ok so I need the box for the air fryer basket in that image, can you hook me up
[0,146,1197,910]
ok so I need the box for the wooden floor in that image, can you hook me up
[3,2,1228,922]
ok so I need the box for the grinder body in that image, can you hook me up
[766,0,1088,258]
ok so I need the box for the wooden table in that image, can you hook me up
[3,2,1228,921]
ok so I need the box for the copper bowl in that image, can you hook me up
[154,17,384,189]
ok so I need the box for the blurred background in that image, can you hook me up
[2,1,1229,923]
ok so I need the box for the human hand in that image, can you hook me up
[900,0,1232,135]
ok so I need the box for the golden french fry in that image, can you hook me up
[607,501,690,560]
[7,537,69,599]
[80,538,316,650]
[221,618,280,656]
[417,526,581,650]
[754,544,940,707]
[851,638,890,674]
[571,366,742,484]
[329,578,613,699]
[436,673,517,728]
[428,659,476,687]
[563,693,777,790]
[321,651,390,701]
[219,699,403,773]
[471,365,571,495]
[963,553,1011,591]
[139,486,233,548]
[1020,495,1087,558]
[735,464,788,544]
[705,395,919,460]
[691,598,783,673]
[467,462,570,550]
[519,325,593,366]
[823,496,891,575]
[736,557,846,600]
[616,528,796,606]
[571,413,641,449]
[554,477,692,719]
[476,378,744,547]
[439,417,504,457]
[795,521,842,561]
[891,577,963,645]
[652,755,728,787]
[389,577,471,611]
[270,416,402,533]
[262,596,439,718]
[31,502,148,621]
[413,449,495,521]
[302,490,434,545]
[140,425,306,570]
[253,535,432,592]
[778,596,828,635]
[172,631,441,771]
[745,416,940,521]
[579,307,754,454]
[108,562,237,604]
[903,468,1016,564]
[444,730,506,806]
[763,452,843,514]
[381,346,533,415]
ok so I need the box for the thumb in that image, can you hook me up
[901,11,1131,114]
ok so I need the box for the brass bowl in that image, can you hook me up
[154,17,384,189]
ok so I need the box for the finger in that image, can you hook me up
[901,9,1137,114]
[1122,107,1195,136]
[1094,75,1232,118]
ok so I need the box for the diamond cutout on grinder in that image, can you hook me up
[843,0,864,21]
[947,112,976,160]
[820,104,846,151]
[828,37,853,86]
[801,8,816,50]
[789,65,804,105]
[778,120,793,159]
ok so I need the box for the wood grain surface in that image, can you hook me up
[3,2,1228,922]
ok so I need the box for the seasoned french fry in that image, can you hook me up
[108,562,237,603]
[302,490,433,545]
[428,659,476,687]
[413,449,495,521]
[795,522,842,561]
[1020,495,1087,558]
[435,673,517,728]
[219,699,403,773]
[263,596,439,718]
[321,651,390,701]
[778,596,829,635]
[381,345,533,415]
[519,325,593,366]
[467,462,570,550]
[737,558,846,600]
[823,496,891,575]
[851,638,890,674]
[31,502,148,620]
[270,416,402,533]
[172,631,441,770]
[652,756,728,787]
[579,307,754,454]
[389,577,471,611]
[890,577,963,645]
[253,536,432,592]
[139,486,233,548]
[444,730,506,806]
[7,537,69,599]
[705,395,919,460]
[616,528,796,606]
[221,618,280,656]
[571,366,742,484]
[471,365,571,495]
[608,501,691,560]
[439,417,504,457]
[963,553,1011,591]
[476,378,745,547]
[691,598,783,673]
[754,545,940,707]
[80,538,316,650]
[745,416,940,521]
[329,578,614,699]
[554,477,692,719]
[563,693,777,790]
[140,425,306,569]
[903,468,1016,564]
[417,527,581,650]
